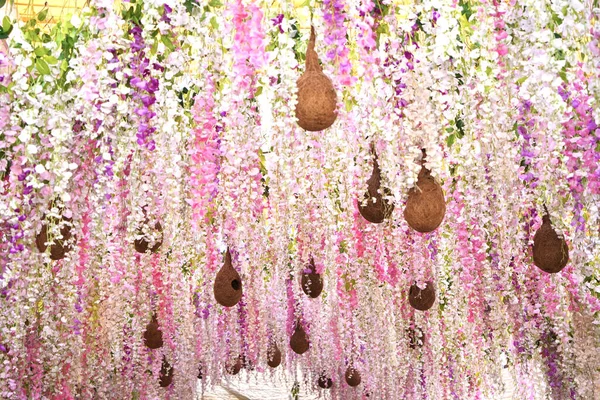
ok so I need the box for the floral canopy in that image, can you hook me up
[0,0,599,399]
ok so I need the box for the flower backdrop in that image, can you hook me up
[1,0,600,398]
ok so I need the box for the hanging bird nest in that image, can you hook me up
[267,342,282,368]
[301,256,323,298]
[143,314,163,349]
[134,213,163,254]
[533,208,569,273]
[407,326,424,349]
[290,322,310,355]
[36,207,74,261]
[197,364,203,380]
[159,356,174,387]
[345,366,362,387]
[408,281,436,311]
[318,373,333,389]
[358,145,394,223]
[404,150,446,233]
[295,26,337,131]
[213,248,243,307]
[226,356,242,375]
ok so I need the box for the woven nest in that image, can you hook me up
[301,257,323,298]
[404,155,446,232]
[143,314,163,349]
[295,27,337,132]
[267,342,282,368]
[533,213,569,273]
[36,215,73,261]
[159,356,174,388]
[213,248,243,307]
[407,326,424,349]
[345,366,362,387]
[290,323,310,355]
[408,281,436,311]
[226,356,242,375]
[318,374,333,389]
[358,149,394,223]
[134,220,163,254]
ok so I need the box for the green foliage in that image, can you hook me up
[0,16,13,39]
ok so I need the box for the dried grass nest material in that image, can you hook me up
[358,147,394,223]
[290,322,310,355]
[213,248,243,307]
[301,257,323,298]
[295,27,337,132]
[267,342,282,368]
[345,366,362,387]
[404,151,446,233]
[159,356,174,387]
[143,314,163,349]
[408,281,436,311]
[533,211,569,274]
[36,210,74,261]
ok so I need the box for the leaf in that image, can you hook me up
[0,0,6,8]
[210,16,218,30]
[38,9,48,22]
[34,46,47,57]
[446,133,456,148]
[35,58,51,75]
[44,55,58,65]
[2,16,10,32]
[160,35,175,51]
[208,0,222,6]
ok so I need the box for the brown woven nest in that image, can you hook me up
[358,147,394,223]
[301,257,323,298]
[143,314,163,349]
[36,213,73,261]
[290,322,309,355]
[318,374,333,389]
[267,342,282,368]
[226,356,242,375]
[159,356,174,387]
[407,326,424,349]
[134,219,163,254]
[345,366,361,387]
[404,151,446,233]
[533,211,569,274]
[295,27,337,131]
[408,281,436,311]
[213,248,243,307]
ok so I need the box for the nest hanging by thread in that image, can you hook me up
[226,356,242,375]
[134,216,163,254]
[290,322,310,355]
[213,248,243,307]
[345,366,362,387]
[267,342,282,368]
[143,314,163,349]
[295,26,337,132]
[159,356,174,388]
[533,210,569,274]
[301,257,323,298]
[36,211,74,261]
[408,281,436,311]
[358,146,394,223]
[404,150,446,233]
[318,374,333,389]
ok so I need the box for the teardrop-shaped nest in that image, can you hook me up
[290,323,310,355]
[214,248,243,307]
[408,281,436,311]
[226,356,242,375]
[407,326,424,349]
[134,219,163,254]
[533,213,569,273]
[295,27,337,131]
[358,151,394,223]
[301,257,323,298]
[143,314,163,349]
[318,374,333,389]
[36,215,73,261]
[404,166,446,233]
[345,366,362,387]
[159,356,174,387]
[267,342,282,368]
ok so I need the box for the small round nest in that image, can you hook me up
[267,342,282,368]
[290,323,310,355]
[301,257,323,298]
[214,248,243,307]
[358,151,394,224]
[408,281,436,311]
[404,164,446,233]
[143,315,163,349]
[345,366,362,387]
[318,374,333,389]
[159,357,174,388]
[533,213,569,273]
